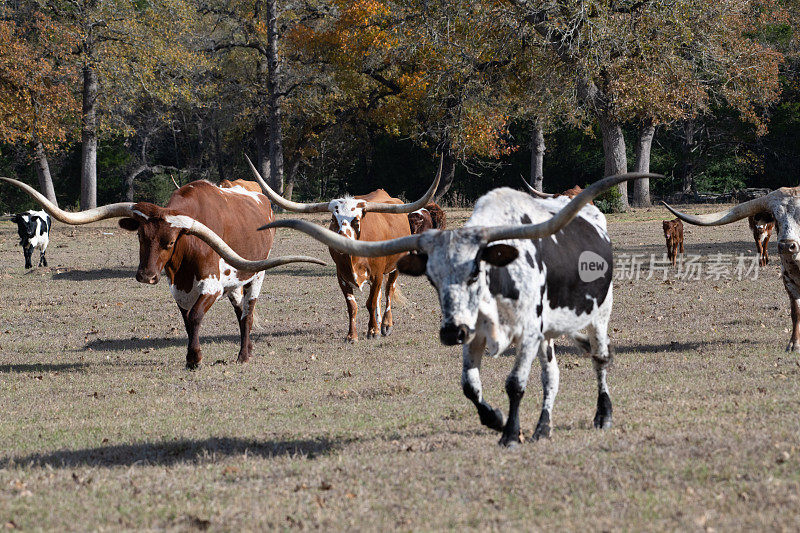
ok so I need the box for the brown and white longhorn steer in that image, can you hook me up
[0,177,324,368]
[408,202,447,234]
[247,156,441,341]
[748,212,775,266]
[662,218,684,266]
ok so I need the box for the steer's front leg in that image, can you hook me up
[366,273,384,339]
[462,337,505,433]
[499,335,540,447]
[788,296,800,353]
[180,293,217,369]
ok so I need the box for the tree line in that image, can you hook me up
[1,0,798,214]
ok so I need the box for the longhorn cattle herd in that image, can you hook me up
[0,167,794,446]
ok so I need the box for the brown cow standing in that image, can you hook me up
[663,218,684,266]
[0,177,324,368]
[408,202,447,234]
[748,212,775,266]
[247,156,441,342]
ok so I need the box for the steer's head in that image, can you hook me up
[119,203,184,284]
[329,197,367,239]
[396,229,518,345]
[665,188,800,260]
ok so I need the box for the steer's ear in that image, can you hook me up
[397,253,428,276]
[481,244,518,267]
[119,218,140,231]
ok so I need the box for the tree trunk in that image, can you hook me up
[529,120,545,191]
[433,149,456,202]
[265,0,285,194]
[81,64,98,209]
[632,121,655,207]
[283,157,301,201]
[33,142,58,206]
[599,116,629,210]
[254,120,270,183]
[680,120,697,195]
[214,125,225,181]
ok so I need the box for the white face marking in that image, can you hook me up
[330,197,366,240]
[218,185,264,204]
[165,214,196,230]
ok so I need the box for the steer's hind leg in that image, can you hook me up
[462,337,505,434]
[533,339,559,441]
[586,303,613,429]
[381,269,399,336]
[499,335,541,447]
[229,287,254,364]
[181,293,217,370]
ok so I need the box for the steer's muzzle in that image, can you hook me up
[778,239,800,255]
[440,323,472,346]
[135,270,159,284]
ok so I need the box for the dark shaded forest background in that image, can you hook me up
[1,1,798,213]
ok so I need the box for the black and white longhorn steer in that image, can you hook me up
[258,173,660,446]
[12,210,51,268]
[665,188,800,353]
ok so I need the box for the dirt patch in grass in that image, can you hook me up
[1,209,799,530]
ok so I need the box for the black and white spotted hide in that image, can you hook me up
[12,210,51,269]
[398,188,615,447]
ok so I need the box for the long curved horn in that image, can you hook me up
[661,192,778,226]
[245,155,330,213]
[260,219,424,257]
[520,175,553,198]
[1,177,134,224]
[362,154,444,213]
[163,214,326,271]
[261,172,663,257]
[483,172,664,242]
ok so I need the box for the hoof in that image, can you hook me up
[479,407,506,432]
[593,412,612,429]
[186,361,201,371]
[498,434,523,448]
[533,413,552,441]
[346,336,357,344]
[381,324,392,336]
[366,329,378,339]
[786,341,800,353]
[236,354,250,364]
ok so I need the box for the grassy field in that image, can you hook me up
[1,205,799,531]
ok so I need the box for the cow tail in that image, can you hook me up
[392,285,408,307]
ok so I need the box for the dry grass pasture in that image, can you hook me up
[1,205,799,531]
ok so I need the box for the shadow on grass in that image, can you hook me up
[555,339,763,356]
[0,362,90,373]
[84,328,329,351]
[270,266,334,278]
[1,436,341,469]
[52,267,135,281]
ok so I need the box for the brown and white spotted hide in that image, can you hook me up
[118,179,275,368]
[748,212,775,267]
[662,218,684,266]
[329,189,411,342]
[556,185,585,199]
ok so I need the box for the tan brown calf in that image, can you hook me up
[247,156,441,341]
[662,218,684,266]
[0,177,324,368]
[748,212,775,266]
